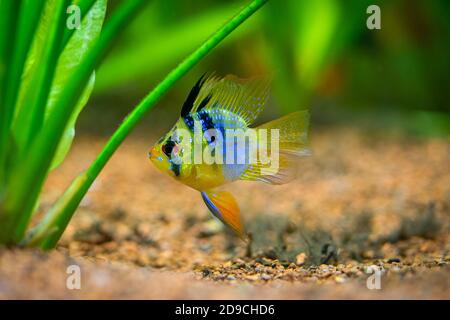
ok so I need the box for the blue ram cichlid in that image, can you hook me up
[149,74,310,239]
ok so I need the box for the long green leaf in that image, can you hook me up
[61,0,97,50]
[49,0,107,169]
[3,0,146,243]
[1,0,45,162]
[27,0,269,249]
[0,0,21,193]
[13,0,106,170]
[13,0,69,153]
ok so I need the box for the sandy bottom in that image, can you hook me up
[0,127,449,299]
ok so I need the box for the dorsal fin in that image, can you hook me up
[180,73,208,118]
[190,74,271,126]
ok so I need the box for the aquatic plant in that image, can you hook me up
[0,0,268,248]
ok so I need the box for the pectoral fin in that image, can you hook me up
[201,191,246,239]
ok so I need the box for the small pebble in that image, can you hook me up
[246,274,260,281]
[295,253,307,266]
[334,275,347,283]
[261,274,272,281]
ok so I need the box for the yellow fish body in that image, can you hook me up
[149,74,309,239]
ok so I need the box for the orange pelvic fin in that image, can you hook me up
[201,191,246,240]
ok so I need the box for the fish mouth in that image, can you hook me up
[148,147,161,164]
[149,146,171,172]
[148,147,156,160]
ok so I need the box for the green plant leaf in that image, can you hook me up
[13,0,68,153]
[0,0,23,188]
[51,72,96,169]
[49,0,107,169]
[4,0,147,244]
[13,0,106,170]
[0,0,107,244]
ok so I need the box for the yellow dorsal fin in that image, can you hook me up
[201,191,247,240]
[192,75,270,126]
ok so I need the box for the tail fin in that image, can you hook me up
[240,111,310,185]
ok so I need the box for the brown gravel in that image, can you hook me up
[0,127,449,299]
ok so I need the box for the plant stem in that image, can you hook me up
[27,0,269,248]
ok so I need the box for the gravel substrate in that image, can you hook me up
[0,128,448,299]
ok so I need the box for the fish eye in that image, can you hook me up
[162,140,175,157]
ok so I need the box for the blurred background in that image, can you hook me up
[80,0,450,139]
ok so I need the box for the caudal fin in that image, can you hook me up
[240,111,310,185]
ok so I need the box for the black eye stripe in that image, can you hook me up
[171,163,181,176]
[163,140,176,157]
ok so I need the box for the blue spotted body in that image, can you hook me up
[184,107,251,182]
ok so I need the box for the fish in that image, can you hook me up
[149,74,310,240]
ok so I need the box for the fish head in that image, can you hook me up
[149,143,170,174]
[149,126,184,178]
